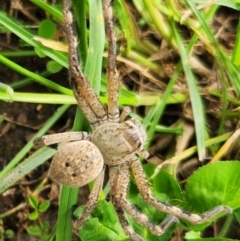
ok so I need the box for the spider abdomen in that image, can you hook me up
[48,140,104,187]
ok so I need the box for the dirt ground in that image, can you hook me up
[0,1,240,241]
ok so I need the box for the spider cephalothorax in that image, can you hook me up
[34,0,232,240]
[91,118,148,165]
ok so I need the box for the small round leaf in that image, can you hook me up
[46,60,63,73]
[39,201,51,212]
[5,229,15,238]
[28,210,39,220]
[27,225,42,236]
[38,20,56,39]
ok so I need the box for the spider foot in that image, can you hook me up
[127,232,145,241]
[198,205,233,224]
[71,202,94,232]
[72,217,85,233]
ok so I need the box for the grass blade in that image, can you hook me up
[171,19,206,161]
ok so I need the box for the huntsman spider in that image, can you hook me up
[34,0,232,240]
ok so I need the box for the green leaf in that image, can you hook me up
[185,161,240,212]
[39,201,51,212]
[72,205,85,218]
[46,60,63,73]
[4,229,15,238]
[38,20,56,39]
[27,225,42,236]
[41,221,50,233]
[80,218,124,241]
[147,165,183,203]
[92,200,126,238]
[28,196,39,209]
[75,201,127,241]
[185,230,201,239]
[28,210,39,220]
[35,47,47,58]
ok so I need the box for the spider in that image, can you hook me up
[34,0,232,240]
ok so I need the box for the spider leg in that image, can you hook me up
[73,165,105,232]
[63,0,107,128]
[103,0,120,123]
[131,159,232,225]
[119,107,131,123]
[109,166,144,241]
[113,205,145,241]
[34,132,90,148]
[194,206,232,223]
[110,163,168,237]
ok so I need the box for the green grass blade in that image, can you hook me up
[142,0,175,47]
[84,0,105,91]
[0,91,188,106]
[190,0,240,10]
[73,0,88,65]
[0,54,71,94]
[30,0,63,21]
[56,186,79,241]
[0,50,36,57]
[10,71,50,89]
[171,19,206,161]
[0,147,55,194]
[232,18,240,66]
[0,92,75,104]
[143,63,181,147]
